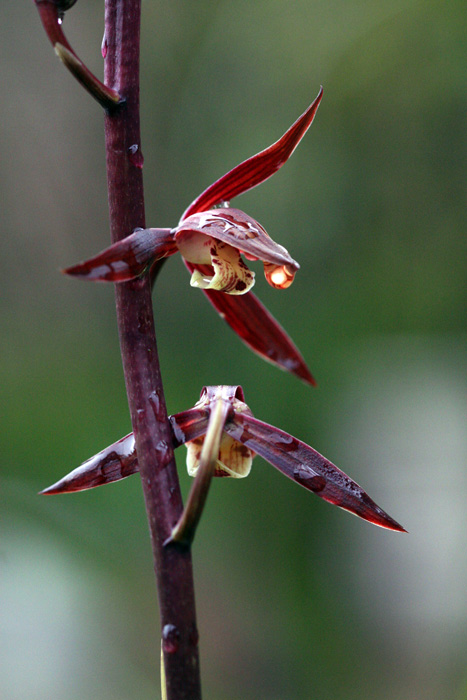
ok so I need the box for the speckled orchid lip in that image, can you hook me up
[63,89,324,385]
[41,385,406,537]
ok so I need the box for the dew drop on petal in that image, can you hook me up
[293,465,326,492]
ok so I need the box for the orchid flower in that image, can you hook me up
[64,88,324,385]
[41,385,406,544]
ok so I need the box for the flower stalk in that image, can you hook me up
[102,1,201,698]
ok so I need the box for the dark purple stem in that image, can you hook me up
[103,1,201,698]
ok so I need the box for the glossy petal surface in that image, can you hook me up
[181,87,323,220]
[224,412,406,532]
[175,208,299,271]
[186,267,316,386]
[64,228,176,282]
[41,408,210,494]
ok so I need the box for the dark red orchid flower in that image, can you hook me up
[41,385,406,540]
[64,89,324,385]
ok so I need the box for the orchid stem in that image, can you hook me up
[102,1,201,698]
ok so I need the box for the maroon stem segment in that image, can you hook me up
[103,1,201,698]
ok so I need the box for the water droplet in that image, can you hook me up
[162,624,180,654]
[156,440,168,456]
[271,432,297,452]
[101,35,108,59]
[149,390,160,415]
[293,466,326,492]
[128,144,144,168]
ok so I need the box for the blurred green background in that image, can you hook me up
[1,1,466,698]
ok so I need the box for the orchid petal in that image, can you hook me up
[181,87,323,220]
[64,228,176,282]
[185,262,316,386]
[223,413,406,532]
[40,407,210,495]
[40,433,137,494]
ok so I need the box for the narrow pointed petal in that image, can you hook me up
[40,433,137,494]
[175,208,299,271]
[40,408,210,495]
[181,87,323,220]
[186,262,316,386]
[169,407,211,447]
[64,228,175,282]
[224,413,406,532]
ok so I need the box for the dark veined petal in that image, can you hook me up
[174,208,299,271]
[181,87,323,221]
[223,412,406,532]
[40,433,137,494]
[40,408,210,495]
[185,260,316,386]
[63,228,176,282]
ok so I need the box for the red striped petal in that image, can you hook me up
[175,208,299,270]
[181,87,323,220]
[185,261,315,385]
[64,228,175,282]
[224,413,406,532]
[40,408,210,495]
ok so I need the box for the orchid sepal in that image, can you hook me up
[223,413,406,533]
[63,228,175,282]
[181,87,323,221]
[40,407,210,495]
[168,387,237,546]
[189,279,316,386]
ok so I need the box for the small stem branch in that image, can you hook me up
[34,0,121,108]
[103,1,201,698]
